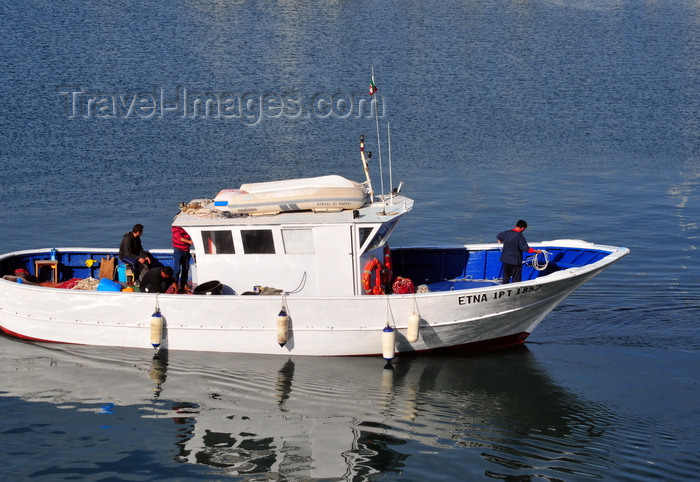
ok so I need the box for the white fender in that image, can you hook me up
[382,325,395,362]
[277,307,289,347]
[150,309,163,349]
[407,312,420,343]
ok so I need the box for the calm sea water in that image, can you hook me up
[1,0,699,480]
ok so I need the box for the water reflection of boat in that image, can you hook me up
[0,335,613,479]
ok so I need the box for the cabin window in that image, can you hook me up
[242,229,276,254]
[282,229,315,254]
[359,227,374,248]
[362,219,400,253]
[201,230,235,254]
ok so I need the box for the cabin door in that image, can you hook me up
[315,225,355,295]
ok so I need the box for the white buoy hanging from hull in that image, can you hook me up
[150,308,163,349]
[277,307,289,347]
[407,312,420,343]
[382,325,395,362]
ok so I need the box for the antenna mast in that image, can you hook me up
[359,134,374,199]
[388,122,393,205]
[371,67,385,211]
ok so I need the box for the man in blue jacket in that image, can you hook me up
[497,220,543,284]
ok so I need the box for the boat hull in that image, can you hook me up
[0,246,623,356]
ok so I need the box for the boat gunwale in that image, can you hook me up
[0,241,629,298]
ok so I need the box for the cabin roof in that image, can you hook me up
[173,195,414,227]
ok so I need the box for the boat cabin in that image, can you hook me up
[175,192,413,296]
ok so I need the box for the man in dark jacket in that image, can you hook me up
[497,220,543,284]
[140,266,176,293]
[119,224,154,280]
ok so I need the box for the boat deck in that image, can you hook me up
[1,242,614,294]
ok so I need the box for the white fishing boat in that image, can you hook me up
[0,136,628,359]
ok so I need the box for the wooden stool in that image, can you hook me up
[35,260,59,283]
[125,265,134,284]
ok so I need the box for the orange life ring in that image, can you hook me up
[362,257,388,295]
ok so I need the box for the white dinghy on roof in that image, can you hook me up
[213,175,368,215]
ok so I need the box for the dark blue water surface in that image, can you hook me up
[1,0,699,480]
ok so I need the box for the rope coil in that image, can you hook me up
[526,250,551,271]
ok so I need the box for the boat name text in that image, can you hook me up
[458,285,542,305]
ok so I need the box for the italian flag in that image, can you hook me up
[369,76,378,96]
